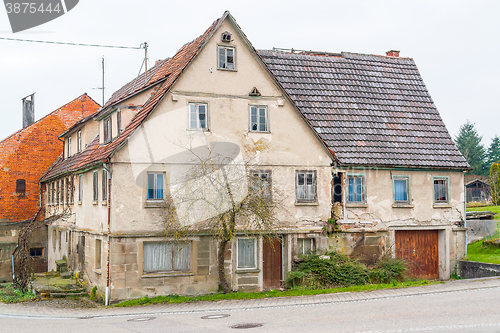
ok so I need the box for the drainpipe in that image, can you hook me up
[464,171,467,257]
[103,162,111,306]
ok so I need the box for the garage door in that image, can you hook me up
[395,230,439,280]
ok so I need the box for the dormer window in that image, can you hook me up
[218,46,235,70]
[103,116,112,143]
[221,31,232,42]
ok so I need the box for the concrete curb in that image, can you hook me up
[1,277,499,320]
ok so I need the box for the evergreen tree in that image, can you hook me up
[486,135,500,169]
[454,120,486,175]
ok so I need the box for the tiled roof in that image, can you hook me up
[40,14,224,181]
[0,94,100,221]
[258,50,469,170]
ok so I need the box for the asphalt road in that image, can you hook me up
[2,285,499,332]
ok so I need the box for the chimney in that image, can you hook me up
[22,93,35,128]
[386,50,400,57]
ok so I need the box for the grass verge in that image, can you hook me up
[113,279,439,307]
[0,284,36,303]
[465,239,500,264]
[466,205,500,215]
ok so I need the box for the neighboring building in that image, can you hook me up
[465,175,491,203]
[41,12,468,303]
[0,94,100,282]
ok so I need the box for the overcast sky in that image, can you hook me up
[0,0,498,148]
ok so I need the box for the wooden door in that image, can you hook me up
[263,237,282,289]
[395,230,439,279]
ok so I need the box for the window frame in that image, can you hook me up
[67,136,71,157]
[15,179,26,195]
[433,176,450,204]
[295,170,318,203]
[249,105,269,133]
[93,170,98,202]
[103,116,112,143]
[249,170,272,199]
[392,175,411,205]
[236,238,257,270]
[297,238,315,256]
[217,45,236,71]
[102,169,108,201]
[117,109,122,135]
[347,174,366,204]
[30,247,43,257]
[142,241,191,274]
[188,102,209,131]
[146,172,166,201]
[77,130,82,153]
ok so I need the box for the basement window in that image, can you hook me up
[298,238,315,255]
[16,179,26,195]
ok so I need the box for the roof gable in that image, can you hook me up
[258,50,469,170]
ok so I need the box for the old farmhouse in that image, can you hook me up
[40,12,468,303]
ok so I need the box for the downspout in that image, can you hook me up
[464,171,467,257]
[103,161,111,306]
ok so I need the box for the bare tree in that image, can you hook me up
[163,142,282,293]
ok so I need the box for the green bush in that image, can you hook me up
[0,285,36,303]
[286,252,407,289]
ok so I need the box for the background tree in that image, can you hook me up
[491,162,500,206]
[455,120,486,175]
[163,143,282,293]
[486,135,500,170]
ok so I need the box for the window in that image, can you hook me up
[102,169,108,201]
[249,106,268,132]
[50,182,55,204]
[434,177,449,204]
[95,239,101,270]
[250,170,271,198]
[93,170,98,202]
[296,171,317,203]
[103,116,112,143]
[78,174,83,202]
[347,175,365,203]
[67,137,71,157]
[147,172,165,200]
[298,238,315,255]
[30,248,43,257]
[218,46,235,70]
[143,242,190,273]
[189,103,208,130]
[55,180,60,204]
[393,176,410,204]
[16,179,26,194]
[60,178,65,203]
[77,130,82,153]
[237,238,256,269]
[117,110,122,135]
[69,176,74,204]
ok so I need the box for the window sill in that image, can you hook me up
[77,201,82,205]
[217,68,237,72]
[392,204,414,208]
[248,131,271,134]
[433,203,451,208]
[235,268,260,274]
[295,202,319,206]
[93,201,98,205]
[142,272,194,278]
[346,203,368,208]
[93,269,101,275]
[101,201,107,206]
[187,128,210,132]
[144,201,168,208]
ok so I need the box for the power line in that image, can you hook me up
[0,36,143,49]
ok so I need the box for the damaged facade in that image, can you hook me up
[40,12,468,302]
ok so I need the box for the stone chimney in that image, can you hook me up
[386,50,400,57]
[22,93,35,128]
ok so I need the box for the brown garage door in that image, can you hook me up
[263,237,282,289]
[395,230,439,280]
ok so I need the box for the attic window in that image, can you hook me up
[249,87,261,97]
[221,31,232,42]
[16,179,26,194]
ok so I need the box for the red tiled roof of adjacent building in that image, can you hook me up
[0,94,100,222]
[258,50,469,170]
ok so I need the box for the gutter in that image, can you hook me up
[103,161,111,306]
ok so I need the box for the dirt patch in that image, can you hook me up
[22,297,101,309]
